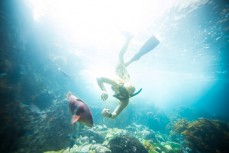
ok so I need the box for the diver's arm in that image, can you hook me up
[97,77,118,101]
[111,99,129,119]
[101,99,129,119]
[96,77,107,92]
[96,77,118,91]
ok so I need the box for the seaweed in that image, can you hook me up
[172,118,229,153]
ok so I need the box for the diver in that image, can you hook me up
[97,32,160,119]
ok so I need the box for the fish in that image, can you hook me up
[67,92,93,127]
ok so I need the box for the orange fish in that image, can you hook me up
[67,92,93,127]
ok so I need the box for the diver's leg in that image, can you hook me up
[118,31,134,64]
[118,35,133,64]
[115,33,133,77]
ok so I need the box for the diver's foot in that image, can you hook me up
[120,30,134,40]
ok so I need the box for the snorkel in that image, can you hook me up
[113,86,142,100]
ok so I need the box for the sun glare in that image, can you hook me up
[26,0,205,43]
[25,0,213,109]
[26,0,174,41]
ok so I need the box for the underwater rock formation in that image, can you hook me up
[16,102,73,153]
[0,1,80,152]
[172,118,229,153]
[51,143,111,153]
[44,123,184,153]
[109,135,148,153]
[79,128,105,144]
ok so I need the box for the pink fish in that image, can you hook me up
[67,92,93,127]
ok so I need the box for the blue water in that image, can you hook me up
[0,0,228,152]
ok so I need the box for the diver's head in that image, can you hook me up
[124,82,135,95]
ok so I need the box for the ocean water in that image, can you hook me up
[0,0,228,153]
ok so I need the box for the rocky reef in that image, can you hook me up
[172,118,229,153]
[43,123,184,153]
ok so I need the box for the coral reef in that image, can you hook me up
[43,123,183,153]
[63,144,111,153]
[142,139,182,153]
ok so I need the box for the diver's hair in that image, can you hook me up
[124,82,135,95]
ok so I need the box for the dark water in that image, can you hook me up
[0,0,229,153]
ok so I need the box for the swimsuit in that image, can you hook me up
[113,85,142,100]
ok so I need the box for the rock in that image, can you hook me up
[90,144,111,153]
[80,136,90,144]
[164,144,172,151]
[81,144,92,153]
[63,145,78,153]
[80,129,105,144]
[109,135,147,153]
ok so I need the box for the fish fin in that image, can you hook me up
[67,92,72,98]
[71,115,80,124]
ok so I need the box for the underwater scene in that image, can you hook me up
[0,0,229,153]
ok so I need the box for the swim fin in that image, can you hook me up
[127,35,160,65]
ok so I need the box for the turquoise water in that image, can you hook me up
[0,0,228,152]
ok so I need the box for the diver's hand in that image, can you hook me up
[101,91,108,101]
[102,108,112,117]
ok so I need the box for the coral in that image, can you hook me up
[44,149,64,153]
[90,144,111,153]
[173,118,229,153]
[142,140,182,153]
[142,140,156,153]
[79,128,105,144]
[109,135,148,153]
[62,144,111,153]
